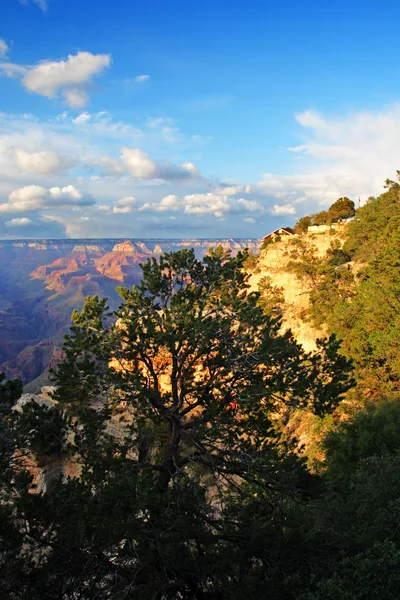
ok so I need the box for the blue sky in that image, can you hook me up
[0,0,399,238]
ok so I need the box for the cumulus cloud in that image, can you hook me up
[0,51,111,108]
[119,148,200,181]
[0,184,93,213]
[3,103,400,235]
[5,217,33,227]
[157,194,180,211]
[136,193,246,218]
[243,217,255,223]
[181,161,200,179]
[270,203,297,216]
[97,196,139,215]
[183,193,232,217]
[214,185,244,196]
[121,148,156,179]
[135,75,150,82]
[40,213,88,238]
[0,40,8,58]
[104,192,267,219]
[7,185,48,211]
[237,198,264,212]
[113,196,137,214]
[254,105,400,214]
[49,185,82,200]
[10,148,75,175]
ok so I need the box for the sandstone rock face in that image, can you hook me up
[250,230,347,352]
[13,391,62,493]
[13,387,129,493]
[15,391,57,412]
[112,241,137,254]
[135,242,152,254]
[94,250,145,282]
[72,245,104,255]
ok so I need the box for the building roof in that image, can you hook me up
[262,227,294,241]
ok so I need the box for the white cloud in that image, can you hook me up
[97,196,139,215]
[63,89,90,108]
[270,203,297,216]
[214,185,244,196]
[0,40,8,58]
[119,148,200,181]
[0,51,111,108]
[72,112,92,124]
[10,148,74,175]
[156,160,199,181]
[120,148,157,179]
[183,193,231,218]
[98,204,111,213]
[182,161,200,179]
[0,184,92,213]
[108,192,267,219]
[5,217,33,227]
[295,110,327,131]
[255,105,400,214]
[135,75,150,82]
[237,198,264,212]
[0,112,205,225]
[7,185,48,211]
[0,63,26,78]
[113,196,137,214]
[3,103,400,236]
[40,213,87,237]
[243,217,255,223]
[157,194,180,211]
[49,185,82,200]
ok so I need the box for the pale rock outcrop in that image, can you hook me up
[250,230,347,352]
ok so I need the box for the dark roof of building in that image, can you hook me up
[262,227,294,240]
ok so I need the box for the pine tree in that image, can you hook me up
[0,248,353,599]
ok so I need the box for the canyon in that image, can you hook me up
[0,238,259,389]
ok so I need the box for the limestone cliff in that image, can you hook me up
[249,226,352,465]
[250,228,348,352]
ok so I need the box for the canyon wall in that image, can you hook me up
[250,229,347,351]
[0,238,259,388]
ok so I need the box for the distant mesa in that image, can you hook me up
[0,238,261,390]
[112,241,137,253]
[72,244,104,255]
[135,242,152,254]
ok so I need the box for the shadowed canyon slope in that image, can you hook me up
[0,238,259,388]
